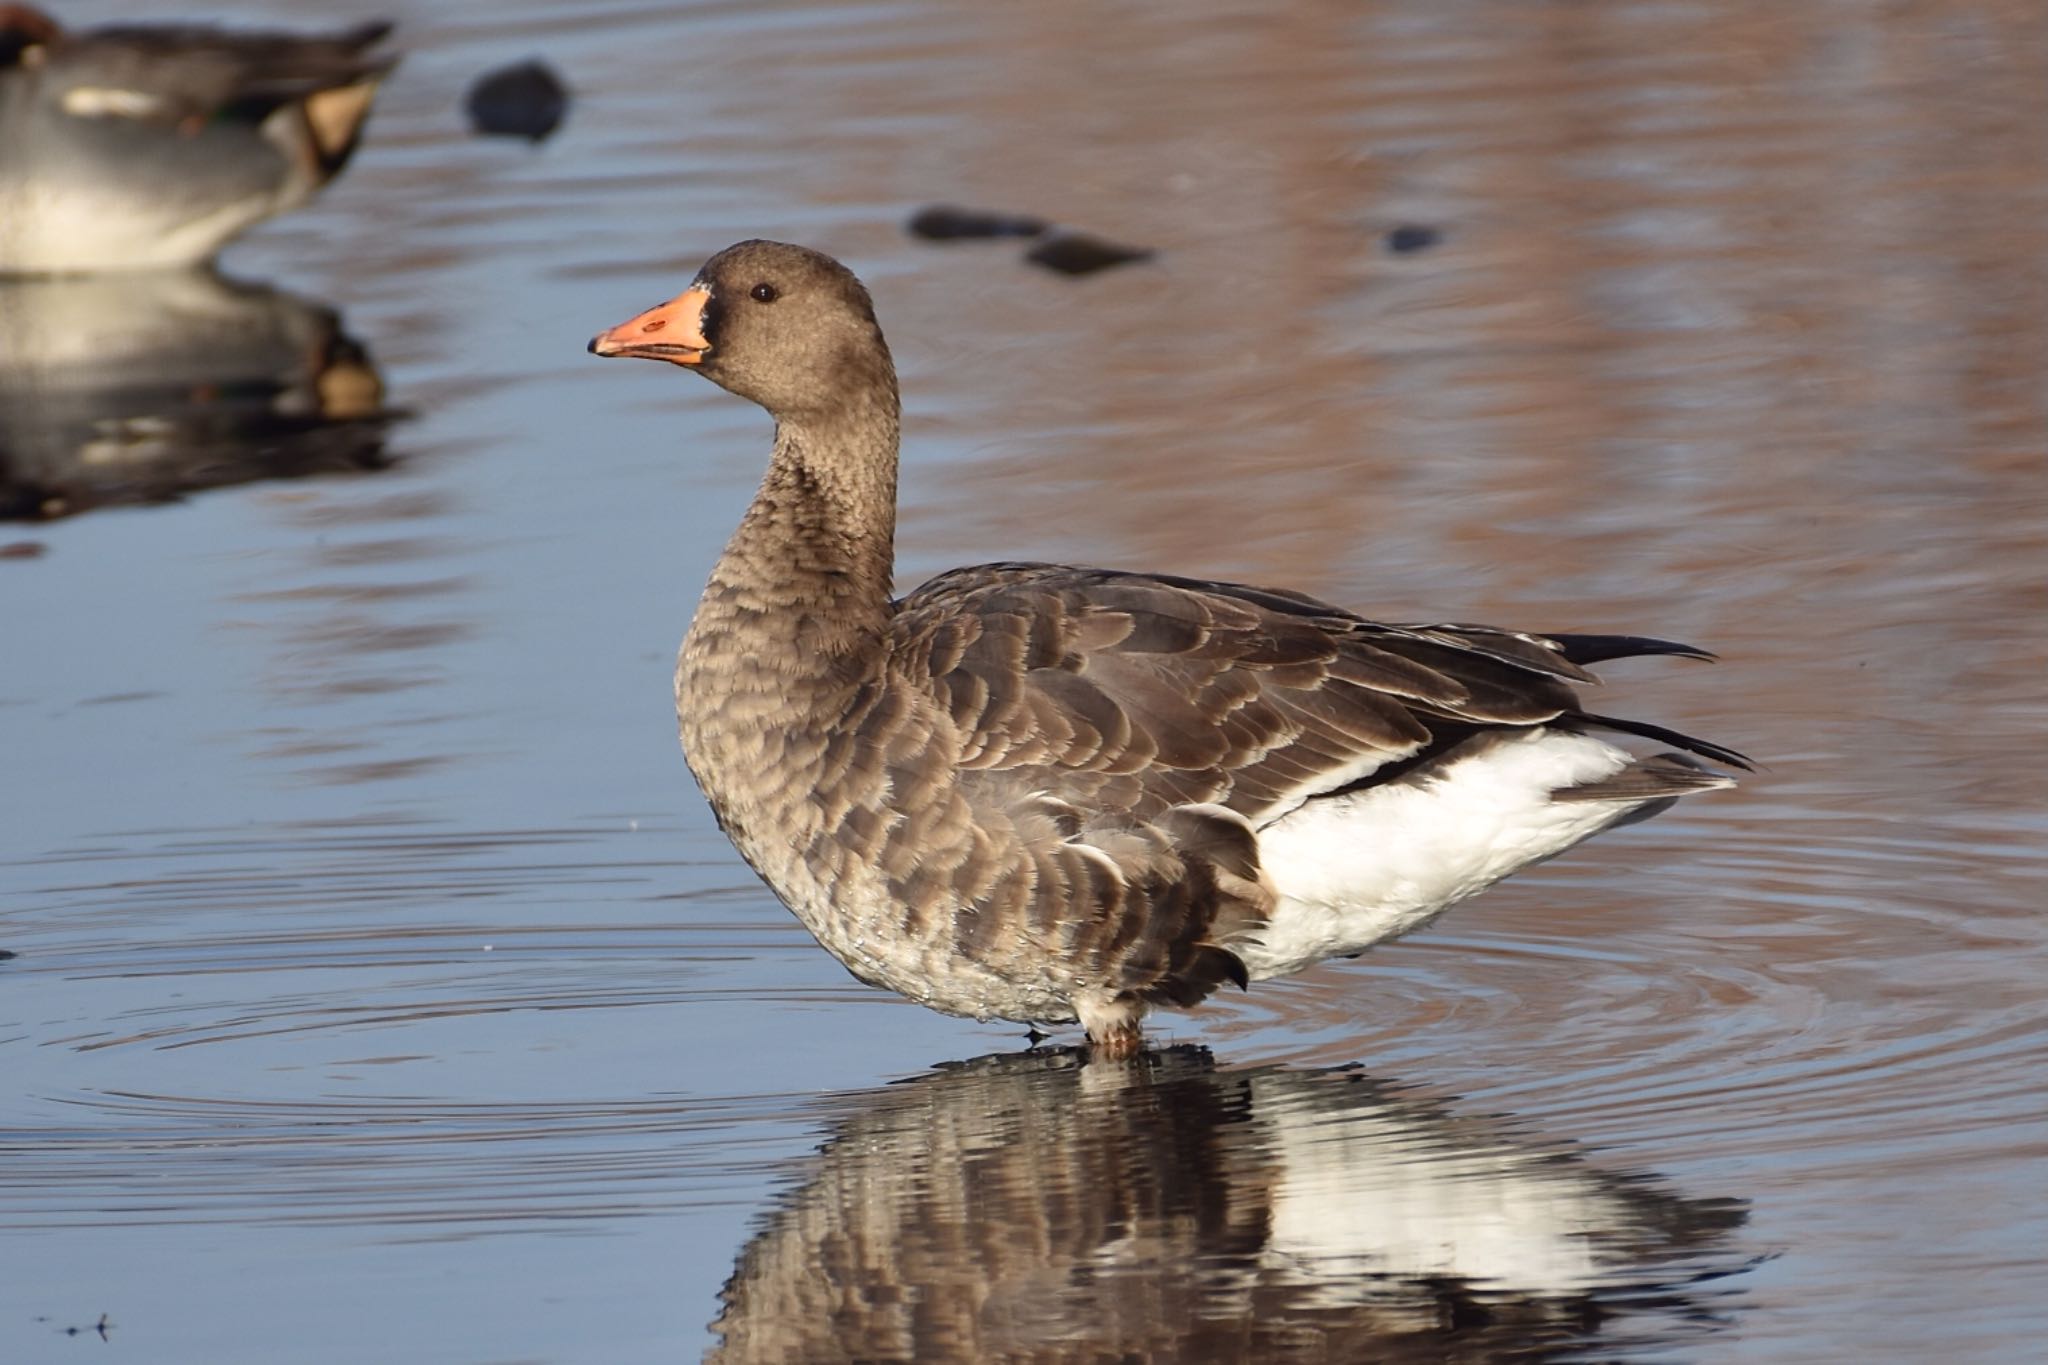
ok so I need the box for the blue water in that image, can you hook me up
[4,1,2045,1360]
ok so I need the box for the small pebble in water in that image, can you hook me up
[907,205,1050,241]
[466,59,570,142]
[1384,223,1443,254]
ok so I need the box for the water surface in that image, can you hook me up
[3,0,2044,1360]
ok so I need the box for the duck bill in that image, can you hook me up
[588,287,712,365]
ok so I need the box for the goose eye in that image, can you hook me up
[750,282,780,304]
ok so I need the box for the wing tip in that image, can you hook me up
[1546,633,1721,667]
[1574,711,1755,772]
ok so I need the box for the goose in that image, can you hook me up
[0,5,394,275]
[589,240,1747,1059]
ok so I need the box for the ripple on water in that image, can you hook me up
[0,1086,811,1232]
[0,819,882,1234]
[3,823,814,1044]
[11,808,2041,1187]
[1197,810,2048,1175]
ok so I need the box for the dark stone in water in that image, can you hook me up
[0,540,46,559]
[466,59,570,142]
[1385,223,1444,254]
[907,205,1050,241]
[1024,231,1155,276]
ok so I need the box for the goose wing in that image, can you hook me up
[891,562,1725,827]
[883,562,1740,1017]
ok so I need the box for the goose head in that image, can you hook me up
[588,239,894,424]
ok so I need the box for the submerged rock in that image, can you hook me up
[906,204,1049,241]
[1023,231,1155,277]
[465,59,569,142]
[906,205,1152,278]
[1384,223,1443,254]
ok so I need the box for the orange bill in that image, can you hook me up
[588,286,712,365]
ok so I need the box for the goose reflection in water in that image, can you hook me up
[712,1047,1748,1363]
[0,268,396,520]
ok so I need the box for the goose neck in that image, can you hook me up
[702,410,901,650]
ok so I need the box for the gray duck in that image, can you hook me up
[589,239,1747,1059]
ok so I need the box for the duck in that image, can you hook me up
[0,5,394,275]
[588,239,1748,1059]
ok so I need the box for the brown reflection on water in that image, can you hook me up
[860,0,2047,618]
[712,1047,1747,1364]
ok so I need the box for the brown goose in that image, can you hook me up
[589,240,1746,1059]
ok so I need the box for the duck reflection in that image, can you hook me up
[712,1047,1747,1363]
[0,268,396,520]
